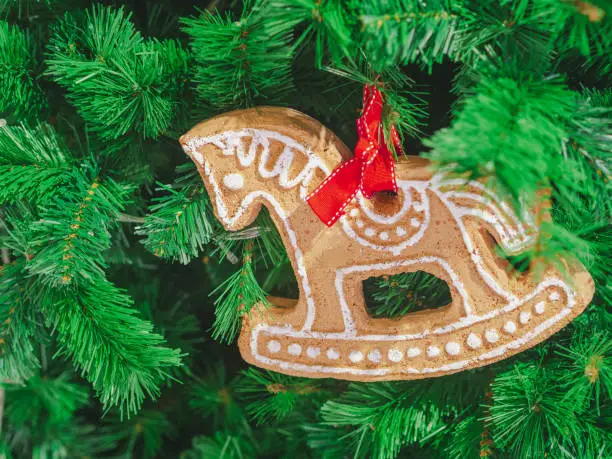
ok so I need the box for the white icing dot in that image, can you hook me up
[485,329,499,343]
[396,227,406,236]
[287,343,302,356]
[388,348,403,362]
[445,342,461,356]
[267,340,281,353]
[356,219,365,228]
[326,348,340,360]
[367,349,382,363]
[349,208,359,218]
[349,351,364,363]
[467,333,482,349]
[306,346,320,358]
[534,301,546,315]
[503,321,517,334]
[410,218,420,227]
[223,173,244,190]
[549,291,560,301]
[379,231,389,241]
[413,202,424,212]
[519,311,531,324]
[427,346,441,358]
[407,347,421,358]
[365,228,376,237]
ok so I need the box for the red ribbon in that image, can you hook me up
[307,84,402,226]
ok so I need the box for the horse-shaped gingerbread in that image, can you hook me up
[181,107,594,381]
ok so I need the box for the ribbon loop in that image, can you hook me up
[307,84,401,226]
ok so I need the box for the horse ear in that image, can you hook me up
[180,106,351,173]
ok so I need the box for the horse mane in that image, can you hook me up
[180,107,349,196]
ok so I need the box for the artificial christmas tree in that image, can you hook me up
[0,1,610,458]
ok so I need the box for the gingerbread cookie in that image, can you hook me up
[180,107,594,381]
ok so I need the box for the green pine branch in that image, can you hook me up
[100,410,172,459]
[486,362,607,457]
[181,1,294,110]
[137,181,214,265]
[237,368,330,425]
[556,330,611,414]
[41,279,182,417]
[210,242,269,344]
[2,371,88,429]
[0,123,71,204]
[0,260,39,383]
[181,433,255,459]
[27,166,132,287]
[46,5,189,140]
[359,0,458,72]
[543,0,611,58]
[261,0,354,68]
[313,382,453,458]
[0,21,45,123]
[365,271,451,319]
[324,62,428,146]
[1,371,110,457]
[455,0,555,74]
[189,364,251,433]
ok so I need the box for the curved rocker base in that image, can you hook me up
[238,278,587,380]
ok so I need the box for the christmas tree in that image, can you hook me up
[0,0,610,457]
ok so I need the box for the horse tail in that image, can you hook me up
[431,173,540,255]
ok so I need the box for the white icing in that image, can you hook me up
[519,311,531,324]
[445,342,461,355]
[307,346,320,358]
[349,208,359,217]
[478,307,573,361]
[326,348,340,360]
[503,321,517,334]
[367,349,382,363]
[184,129,580,378]
[549,292,560,301]
[467,333,482,349]
[365,228,376,237]
[485,329,499,343]
[357,188,412,224]
[407,347,421,358]
[430,173,529,302]
[288,343,302,355]
[388,349,403,362]
[223,173,244,190]
[410,218,420,227]
[337,257,474,327]
[379,231,389,241]
[193,158,319,332]
[252,280,576,375]
[186,129,329,198]
[268,340,281,353]
[534,301,545,315]
[341,183,430,256]
[356,219,364,228]
[427,346,441,358]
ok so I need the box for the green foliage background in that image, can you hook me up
[0,0,610,457]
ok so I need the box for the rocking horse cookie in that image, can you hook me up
[180,106,594,381]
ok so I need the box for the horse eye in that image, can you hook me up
[223,173,244,190]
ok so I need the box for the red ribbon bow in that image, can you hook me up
[307,84,402,226]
